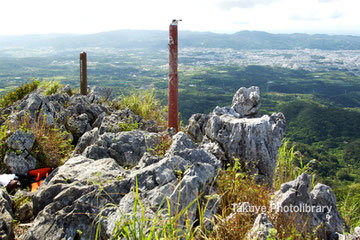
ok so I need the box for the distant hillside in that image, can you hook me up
[1,30,360,50]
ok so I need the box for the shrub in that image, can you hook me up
[0,80,40,108]
[39,80,64,96]
[6,111,73,168]
[208,159,271,239]
[273,140,316,190]
[112,90,167,127]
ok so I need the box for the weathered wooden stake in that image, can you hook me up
[80,52,87,95]
[168,20,181,132]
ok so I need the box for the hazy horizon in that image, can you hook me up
[0,29,359,38]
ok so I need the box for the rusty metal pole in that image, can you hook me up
[168,19,180,132]
[80,52,87,95]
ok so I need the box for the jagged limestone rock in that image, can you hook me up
[168,132,221,168]
[27,129,220,240]
[74,127,99,154]
[4,151,37,175]
[67,113,92,141]
[271,173,346,239]
[187,113,209,142]
[232,86,261,117]
[88,86,113,103]
[13,190,34,223]
[246,213,276,240]
[6,129,35,152]
[0,189,14,240]
[311,183,348,235]
[98,108,143,134]
[26,156,130,240]
[204,113,285,181]
[212,106,240,118]
[82,130,158,167]
[188,87,285,182]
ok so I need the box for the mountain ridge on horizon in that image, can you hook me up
[1,29,360,50]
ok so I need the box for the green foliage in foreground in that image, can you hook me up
[0,80,39,108]
[95,178,200,240]
[112,90,168,126]
[39,80,64,96]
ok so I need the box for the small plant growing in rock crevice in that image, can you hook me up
[0,124,10,173]
[111,90,167,127]
[148,133,172,157]
[39,80,64,96]
[5,111,73,169]
[117,117,139,132]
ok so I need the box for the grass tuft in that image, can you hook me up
[112,90,167,127]
[39,80,64,96]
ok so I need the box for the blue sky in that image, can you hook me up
[0,0,359,36]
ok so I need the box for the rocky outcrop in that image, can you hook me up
[0,85,295,239]
[0,189,14,240]
[246,213,276,240]
[188,86,285,183]
[82,130,158,167]
[4,129,37,175]
[88,86,113,103]
[6,129,35,152]
[232,86,261,117]
[271,173,346,239]
[24,128,220,240]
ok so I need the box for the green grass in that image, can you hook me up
[111,90,168,127]
[0,80,40,108]
[39,80,64,96]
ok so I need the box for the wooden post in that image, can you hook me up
[80,52,87,95]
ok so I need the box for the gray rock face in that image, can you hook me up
[97,108,160,134]
[169,162,218,223]
[232,86,260,117]
[187,113,209,142]
[13,190,34,223]
[271,173,346,239]
[67,113,91,141]
[246,213,276,240]
[99,108,143,134]
[74,127,99,154]
[26,156,129,240]
[4,151,37,175]
[187,87,285,182]
[83,130,157,167]
[6,129,35,152]
[311,183,346,235]
[168,132,221,168]
[88,86,113,103]
[4,129,37,174]
[64,95,105,124]
[26,130,220,240]
[0,189,13,240]
[205,113,285,181]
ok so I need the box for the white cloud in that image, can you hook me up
[217,0,279,10]
[0,0,359,35]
